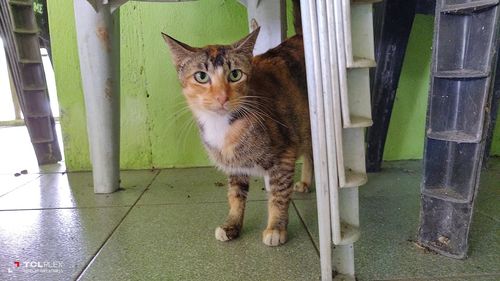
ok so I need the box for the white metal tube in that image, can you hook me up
[74,0,120,193]
[315,0,341,245]
[300,0,333,280]
[341,0,354,66]
[317,0,357,278]
[335,0,357,129]
[330,0,360,277]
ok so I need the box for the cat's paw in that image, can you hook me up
[262,228,287,246]
[294,181,310,193]
[215,225,240,242]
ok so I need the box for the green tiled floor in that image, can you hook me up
[0,207,130,281]
[0,159,499,281]
[0,170,158,210]
[79,202,320,281]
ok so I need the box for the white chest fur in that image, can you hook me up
[196,111,231,151]
[196,111,268,181]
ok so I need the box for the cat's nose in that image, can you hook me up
[216,95,228,105]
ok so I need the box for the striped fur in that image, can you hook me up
[163,12,311,246]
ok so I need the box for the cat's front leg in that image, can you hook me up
[215,174,249,242]
[262,153,296,246]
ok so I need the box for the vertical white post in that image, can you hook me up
[244,0,286,55]
[74,0,120,193]
[302,0,372,279]
[315,0,342,245]
[300,0,333,280]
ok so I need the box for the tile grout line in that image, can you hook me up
[476,210,500,222]
[0,197,290,212]
[373,272,500,281]
[137,198,269,206]
[0,174,42,198]
[74,170,162,281]
[291,199,320,257]
[0,205,136,212]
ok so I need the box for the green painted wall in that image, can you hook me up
[384,15,434,160]
[48,0,89,170]
[48,2,500,171]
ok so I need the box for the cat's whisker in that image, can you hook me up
[237,104,267,132]
[247,105,289,129]
[179,116,196,152]
[175,118,190,148]
[164,104,191,121]
[237,108,263,134]
[166,110,191,126]
[235,98,277,114]
[235,100,289,128]
[178,113,194,135]
[238,95,273,101]
[171,100,190,108]
[242,92,298,123]
[165,101,192,118]
[163,107,193,131]
[170,104,191,115]
[181,118,197,152]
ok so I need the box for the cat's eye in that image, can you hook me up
[194,71,210,83]
[228,69,243,82]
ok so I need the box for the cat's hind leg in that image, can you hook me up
[294,153,313,193]
[215,174,249,242]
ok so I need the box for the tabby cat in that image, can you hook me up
[161,2,311,246]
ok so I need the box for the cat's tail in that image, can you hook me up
[292,0,302,35]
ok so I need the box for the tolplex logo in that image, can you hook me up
[8,260,64,274]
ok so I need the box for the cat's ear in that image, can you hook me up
[232,27,260,57]
[161,33,196,69]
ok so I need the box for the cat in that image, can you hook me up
[161,1,311,247]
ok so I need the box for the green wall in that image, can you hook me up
[384,15,434,160]
[48,2,500,171]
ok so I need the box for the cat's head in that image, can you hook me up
[162,28,260,116]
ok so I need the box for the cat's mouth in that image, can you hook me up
[213,108,228,115]
[211,104,231,115]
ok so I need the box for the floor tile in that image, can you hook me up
[0,158,496,281]
[0,174,40,197]
[293,159,500,281]
[137,167,243,205]
[374,274,500,281]
[294,198,500,281]
[357,198,499,280]
[0,170,158,210]
[79,202,320,281]
[363,160,423,198]
[0,207,129,281]
[0,125,65,175]
[475,159,500,221]
[138,166,314,206]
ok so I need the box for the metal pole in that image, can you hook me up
[300,0,333,280]
[74,0,120,193]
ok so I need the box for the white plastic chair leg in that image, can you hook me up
[74,0,120,193]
